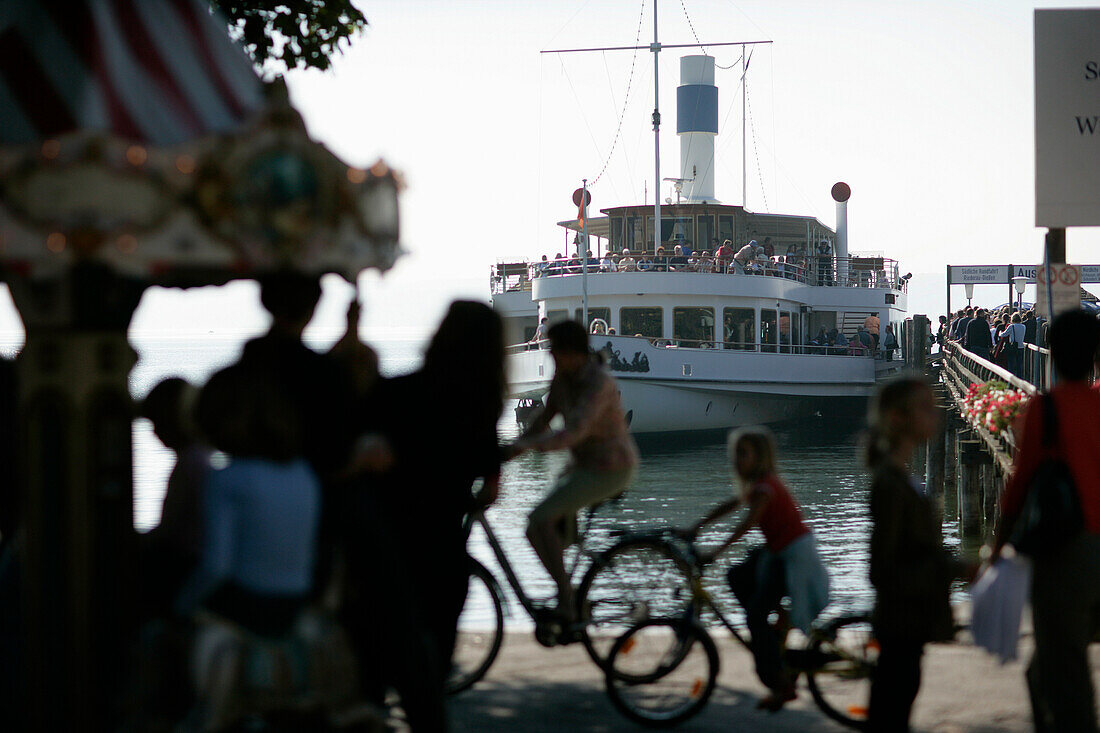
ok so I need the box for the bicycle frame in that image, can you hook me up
[467,508,604,622]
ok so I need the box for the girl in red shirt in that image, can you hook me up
[686,427,829,711]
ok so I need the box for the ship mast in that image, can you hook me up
[543,6,770,251]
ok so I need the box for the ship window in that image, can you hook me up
[673,307,714,347]
[696,215,716,252]
[547,309,569,324]
[761,309,778,353]
[718,214,735,244]
[808,311,837,351]
[792,311,802,353]
[647,216,694,251]
[620,307,663,339]
[575,308,611,332]
[780,311,793,353]
[722,308,755,350]
[610,218,624,252]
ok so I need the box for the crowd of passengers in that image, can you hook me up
[529,237,890,287]
[939,304,1056,378]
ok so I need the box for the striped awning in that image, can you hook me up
[0,0,263,146]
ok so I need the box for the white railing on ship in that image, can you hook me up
[492,254,906,292]
[507,334,888,358]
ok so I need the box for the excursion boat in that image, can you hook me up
[491,51,908,436]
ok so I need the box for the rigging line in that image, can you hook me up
[678,0,743,69]
[746,74,768,212]
[589,0,647,187]
[559,56,606,162]
[537,53,545,253]
[541,0,597,53]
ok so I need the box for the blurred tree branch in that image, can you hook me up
[212,1,368,73]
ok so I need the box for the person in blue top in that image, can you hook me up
[178,364,321,638]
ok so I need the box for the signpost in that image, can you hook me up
[1035,9,1100,226]
[945,263,1099,319]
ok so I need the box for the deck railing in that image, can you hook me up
[492,254,907,293]
[507,333,889,358]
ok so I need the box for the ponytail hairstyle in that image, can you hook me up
[864,374,931,470]
[727,426,778,498]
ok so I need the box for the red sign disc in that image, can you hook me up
[572,188,592,207]
[831,182,851,202]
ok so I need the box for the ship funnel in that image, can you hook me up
[832,182,851,285]
[677,55,718,203]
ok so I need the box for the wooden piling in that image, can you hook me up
[957,436,983,539]
[926,426,946,529]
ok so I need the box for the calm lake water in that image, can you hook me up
[126,334,962,629]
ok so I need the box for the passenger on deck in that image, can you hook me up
[600,252,615,272]
[652,246,668,272]
[816,240,833,286]
[716,240,735,271]
[547,253,564,276]
[670,245,689,271]
[696,251,715,273]
[734,241,756,274]
[619,249,637,271]
[637,254,654,272]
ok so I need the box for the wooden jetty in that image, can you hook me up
[901,316,1051,543]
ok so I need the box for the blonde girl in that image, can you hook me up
[686,427,829,712]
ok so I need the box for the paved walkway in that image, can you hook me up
[449,631,1100,732]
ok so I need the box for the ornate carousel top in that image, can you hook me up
[0,0,402,286]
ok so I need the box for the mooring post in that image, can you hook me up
[926,421,947,529]
[985,462,1003,537]
[957,436,983,539]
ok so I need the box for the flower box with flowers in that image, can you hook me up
[962,380,1029,439]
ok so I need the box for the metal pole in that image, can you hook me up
[652,0,661,254]
[946,265,951,332]
[742,43,747,208]
[582,178,589,328]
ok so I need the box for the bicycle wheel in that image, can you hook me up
[576,538,694,667]
[804,615,877,730]
[604,618,719,728]
[446,558,505,694]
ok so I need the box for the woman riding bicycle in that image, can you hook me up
[684,427,829,712]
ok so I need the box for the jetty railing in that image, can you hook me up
[939,341,1034,476]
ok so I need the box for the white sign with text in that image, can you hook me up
[1035,9,1100,226]
[1036,263,1083,319]
[948,265,1010,284]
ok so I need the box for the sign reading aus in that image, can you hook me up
[1035,9,1100,226]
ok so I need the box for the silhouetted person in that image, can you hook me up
[181,364,320,636]
[138,378,211,618]
[865,376,970,732]
[964,308,993,360]
[343,301,507,731]
[512,320,638,619]
[996,310,1100,732]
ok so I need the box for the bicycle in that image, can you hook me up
[447,509,696,694]
[597,531,878,729]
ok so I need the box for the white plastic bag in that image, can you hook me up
[970,555,1031,663]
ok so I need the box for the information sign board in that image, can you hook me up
[948,265,1010,285]
[1036,263,1083,319]
[1035,9,1100,226]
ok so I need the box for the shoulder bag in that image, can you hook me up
[1009,394,1083,557]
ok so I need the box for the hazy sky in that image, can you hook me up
[4,0,1098,347]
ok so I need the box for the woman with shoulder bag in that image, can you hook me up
[994,310,1100,733]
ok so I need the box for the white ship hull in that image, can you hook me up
[508,335,901,435]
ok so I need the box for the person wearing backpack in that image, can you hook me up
[994,309,1100,732]
[1002,313,1026,376]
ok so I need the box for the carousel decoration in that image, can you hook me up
[0,1,403,726]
